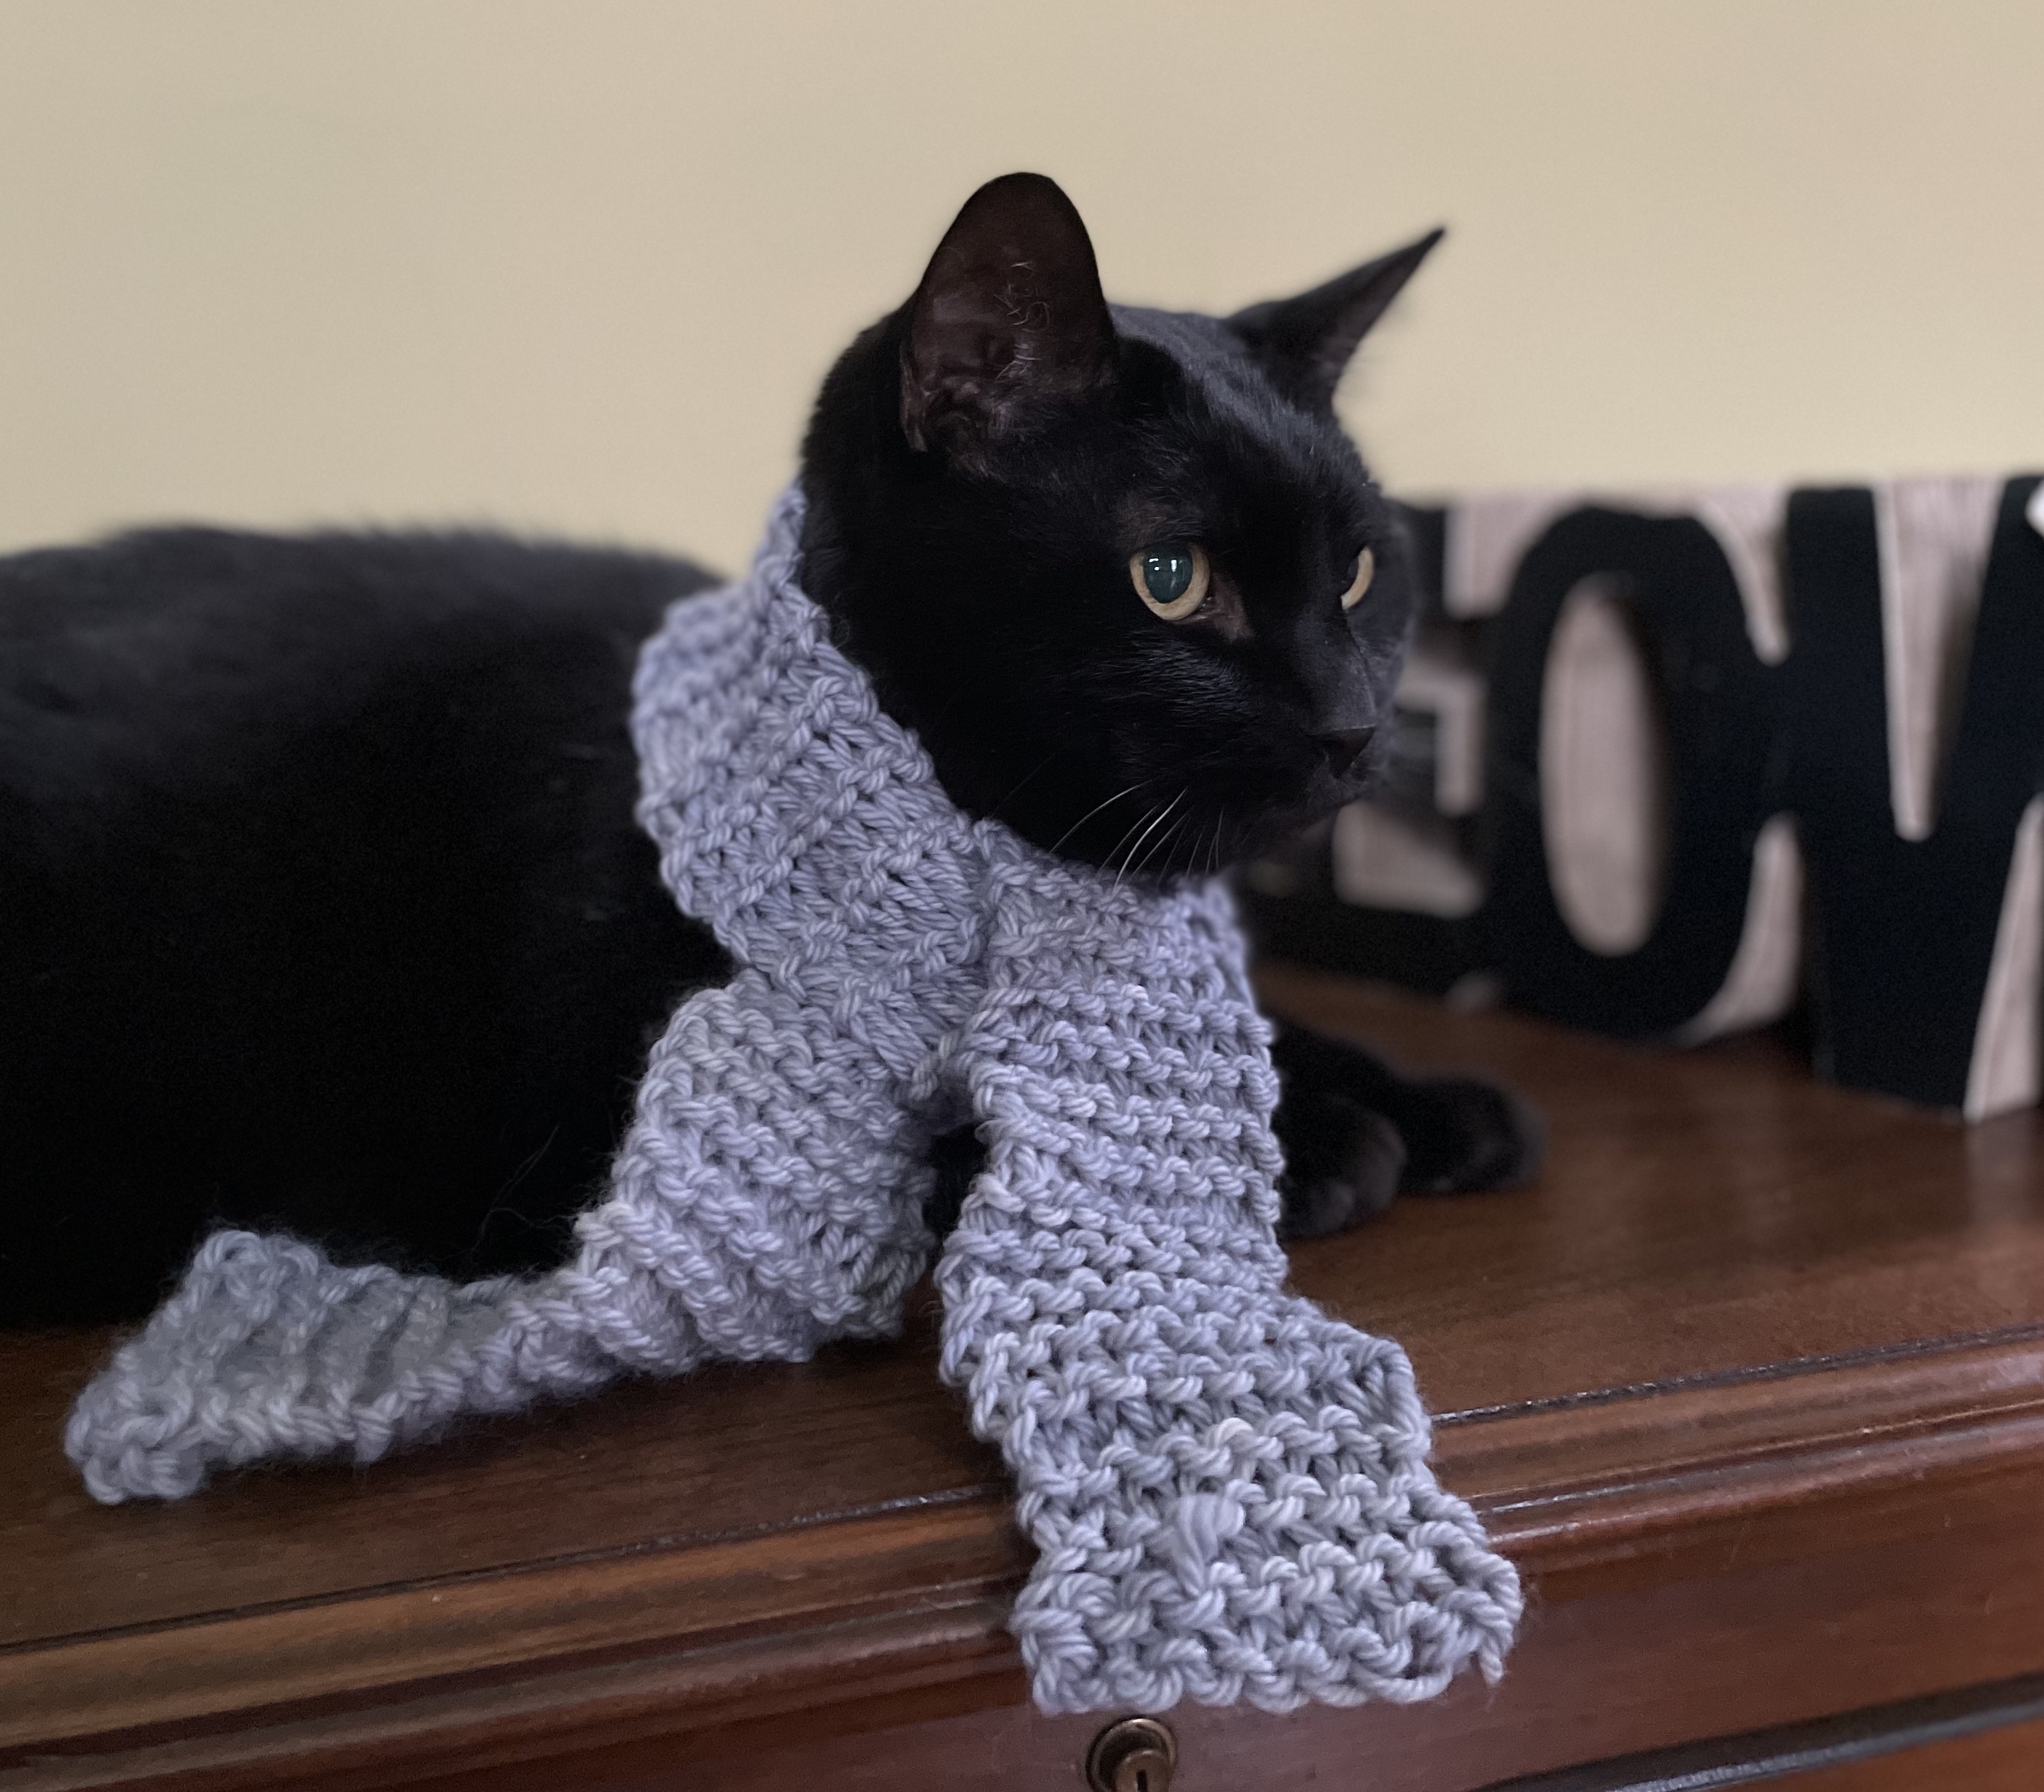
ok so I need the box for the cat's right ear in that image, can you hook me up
[1227,229,1444,414]
[899,173,1116,463]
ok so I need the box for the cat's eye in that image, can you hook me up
[1129,541,1211,621]
[1339,546,1377,612]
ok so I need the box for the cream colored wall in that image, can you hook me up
[1,1,2038,573]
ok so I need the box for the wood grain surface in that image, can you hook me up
[1783,1716,2044,1791]
[6,967,2043,1791]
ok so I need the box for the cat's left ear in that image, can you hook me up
[899,172,1117,463]
[1228,228,1444,413]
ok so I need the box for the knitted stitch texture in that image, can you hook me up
[64,487,1520,1713]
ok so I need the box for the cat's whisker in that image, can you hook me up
[1210,806,1226,875]
[988,750,1060,822]
[1137,790,1193,879]
[1104,803,1164,879]
[1135,820,1175,881]
[1162,794,1197,877]
[1149,812,1193,879]
[1048,779,1151,858]
[1115,790,1184,889]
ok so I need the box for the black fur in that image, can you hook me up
[800,175,1413,871]
[0,174,1538,1328]
[0,530,725,1322]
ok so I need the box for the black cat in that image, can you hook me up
[0,173,1538,1327]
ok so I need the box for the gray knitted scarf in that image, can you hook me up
[66,488,1520,1714]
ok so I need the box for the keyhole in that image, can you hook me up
[1085,1717,1177,1792]
[1110,1747,1173,1792]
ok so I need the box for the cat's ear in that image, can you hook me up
[899,173,1116,461]
[1228,228,1444,413]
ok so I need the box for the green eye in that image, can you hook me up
[1129,541,1211,621]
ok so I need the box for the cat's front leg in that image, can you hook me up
[1269,1018,1545,1239]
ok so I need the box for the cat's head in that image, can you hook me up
[799,171,1439,873]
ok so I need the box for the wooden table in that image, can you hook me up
[7,967,2044,1791]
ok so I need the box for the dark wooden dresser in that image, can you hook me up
[8,966,2044,1791]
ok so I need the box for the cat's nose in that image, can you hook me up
[1315,727,1375,778]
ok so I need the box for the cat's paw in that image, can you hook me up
[1395,1075,1546,1196]
[1274,1097,1407,1240]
